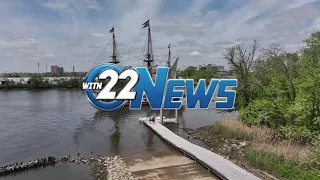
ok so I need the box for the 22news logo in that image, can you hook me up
[83,63,237,111]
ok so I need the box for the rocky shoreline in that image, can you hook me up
[92,156,135,180]
[1,155,135,180]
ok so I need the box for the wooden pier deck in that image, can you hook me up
[143,121,261,180]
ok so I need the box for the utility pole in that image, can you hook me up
[46,64,47,73]
[72,65,75,86]
[37,63,40,74]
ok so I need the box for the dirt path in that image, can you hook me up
[123,150,219,180]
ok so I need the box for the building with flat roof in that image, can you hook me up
[51,65,64,74]
[198,64,224,71]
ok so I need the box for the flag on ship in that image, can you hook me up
[109,26,114,33]
[142,19,150,28]
[168,43,171,49]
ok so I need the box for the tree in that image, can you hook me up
[223,39,262,107]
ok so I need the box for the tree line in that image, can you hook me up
[0,76,83,89]
[225,31,320,145]
[2,72,87,78]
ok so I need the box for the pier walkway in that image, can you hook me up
[143,121,261,180]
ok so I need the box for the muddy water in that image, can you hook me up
[0,90,237,179]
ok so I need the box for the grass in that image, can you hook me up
[208,121,254,141]
[211,120,313,162]
[208,119,320,180]
[245,149,320,180]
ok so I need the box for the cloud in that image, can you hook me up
[189,51,202,56]
[84,0,103,10]
[41,1,69,11]
[91,33,108,38]
[0,0,320,72]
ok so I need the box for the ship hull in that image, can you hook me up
[92,90,183,107]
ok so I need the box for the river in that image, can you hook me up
[0,90,238,180]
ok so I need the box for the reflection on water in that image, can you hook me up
[0,90,238,180]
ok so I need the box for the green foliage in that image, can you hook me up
[0,76,83,90]
[3,72,87,78]
[245,149,320,180]
[239,99,281,127]
[177,67,218,82]
[227,31,320,144]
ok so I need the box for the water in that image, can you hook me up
[0,90,238,179]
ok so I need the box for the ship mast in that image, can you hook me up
[142,19,154,75]
[109,26,119,64]
[167,43,171,68]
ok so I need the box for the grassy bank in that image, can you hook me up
[190,120,320,180]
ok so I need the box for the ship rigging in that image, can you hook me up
[91,19,181,106]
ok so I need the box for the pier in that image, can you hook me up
[143,121,261,180]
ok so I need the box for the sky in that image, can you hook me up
[0,0,320,73]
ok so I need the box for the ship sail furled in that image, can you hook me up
[168,57,179,79]
[142,19,157,76]
[167,43,178,79]
[109,26,119,64]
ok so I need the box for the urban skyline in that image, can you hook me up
[1,63,225,74]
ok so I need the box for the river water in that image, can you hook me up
[0,90,238,180]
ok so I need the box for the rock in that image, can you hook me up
[201,138,204,140]
[239,142,247,147]
[231,144,237,148]
[187,131,191,134]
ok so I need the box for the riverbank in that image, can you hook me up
[1,155,135,180]
[184,120,320,180]
[0,87,82,90]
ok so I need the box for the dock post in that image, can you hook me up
[160,107,163,124]
[175,109,178,123]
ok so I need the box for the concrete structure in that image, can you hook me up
[51,65,64,74]
[198,64,224,71]
[124,150,219,180]
[199,65,207,71]
[143,121,260,180]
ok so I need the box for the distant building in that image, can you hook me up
[198,64,224,71]
[198,65,207,71]
[58,67,64,73]
[51,65,64,74]
[217,66,224,71]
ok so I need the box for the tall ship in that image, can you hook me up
[94,19,180,106]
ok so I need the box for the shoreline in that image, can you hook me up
[183,127,270,180]
[0,88,82,91]
[182,120,320,180]
[1,155,135,180]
